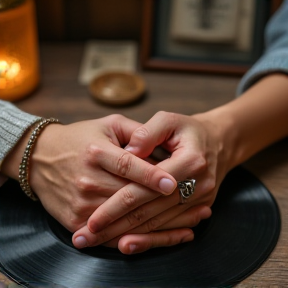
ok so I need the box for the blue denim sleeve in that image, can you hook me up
[237,0,288,95]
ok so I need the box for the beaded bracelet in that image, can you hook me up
[19,118,60,201]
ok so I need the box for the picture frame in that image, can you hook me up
[141,0,283,75]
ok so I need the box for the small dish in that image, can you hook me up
[89,71,146,105]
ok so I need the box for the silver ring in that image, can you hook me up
[178,179,196,204]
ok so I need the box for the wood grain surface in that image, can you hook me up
[1,43,287,287]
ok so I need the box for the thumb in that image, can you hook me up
[124,125,157,158]
[125,115,172,158]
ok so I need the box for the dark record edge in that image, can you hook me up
[218,167,282,287]
[0,257,62,288]
[0,167,282,288]
[0,265,29,287]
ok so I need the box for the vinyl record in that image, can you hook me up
[0,166,281,288]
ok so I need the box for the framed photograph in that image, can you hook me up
[141,0,283,75]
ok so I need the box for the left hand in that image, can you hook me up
[1,115,177,235]
[73,111,231,252]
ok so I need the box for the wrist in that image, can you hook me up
[192,74,288,171]
[19,118,61,201]
[192,104,239,171]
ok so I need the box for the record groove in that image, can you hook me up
[0,166,281,287]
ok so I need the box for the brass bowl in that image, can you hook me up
[89,71,146,106]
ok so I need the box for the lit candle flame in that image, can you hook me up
[0,60,21,89]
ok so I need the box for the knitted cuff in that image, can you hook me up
[0,100,41,168]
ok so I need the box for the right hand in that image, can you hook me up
[73,111,229,251]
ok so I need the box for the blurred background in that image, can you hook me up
[0,0,284,120]
[35,0,142,42]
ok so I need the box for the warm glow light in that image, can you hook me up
[6,62,21,79]
[0,0,39,101]
[0,60,21,89]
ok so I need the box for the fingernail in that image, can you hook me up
[129,244,138,254]
[159,178,176,195]
[74,236,87,248]
[124,145,134,152]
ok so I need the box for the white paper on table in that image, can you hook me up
[78,40,138,85]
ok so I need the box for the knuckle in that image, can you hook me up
[145,217,161,232]
[86,144,104,161]
[189,154,207,173]
[116,152,133,177]
[187,213,201,227]
[205,177,216,192]
[155,110,168,118]
[70,198,88,216]
[132,126,150,140]
[196,155,208,171]
[165,234,175,246]
[126,207,146,227]
[120,187,137,209]
[109,114,127,131]
[202,170,217,193]
[150,230,174,247]
[96,230,110,244]
[143,164,155,186]
[74,176,94,194]
[183,153,207,176]
[109,114,125,122]
[156,111,177,124]
[87,143,103,156]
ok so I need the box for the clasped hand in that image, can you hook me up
[29,112,230,254]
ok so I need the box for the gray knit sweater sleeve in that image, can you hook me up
[237,0,288,95]
[0,100,41,167]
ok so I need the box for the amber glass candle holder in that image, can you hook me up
[0,0,39,101]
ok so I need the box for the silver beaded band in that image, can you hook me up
[19,118,60,201]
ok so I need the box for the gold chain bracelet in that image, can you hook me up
[19,118,60,201]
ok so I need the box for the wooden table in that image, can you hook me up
[1,43,288,287]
